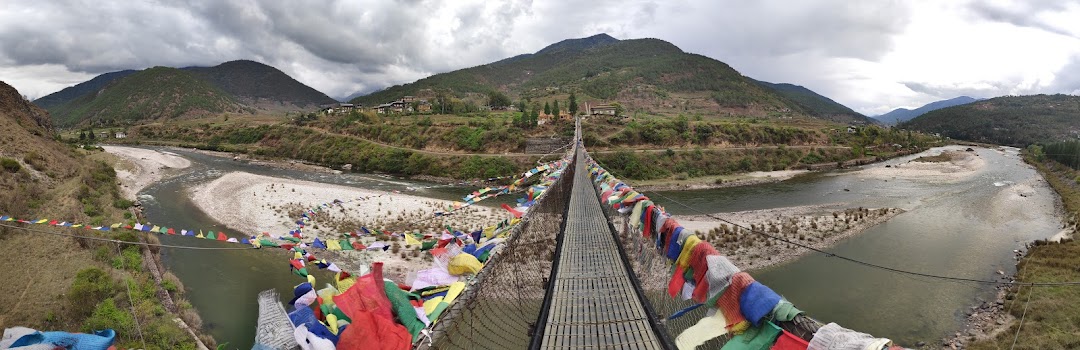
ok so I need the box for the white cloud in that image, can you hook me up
[0,0,1077,114]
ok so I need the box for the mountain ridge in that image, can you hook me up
[752,79,874,124]
[350,34,836,122]
[901,94,1080,147]
[37,60,336,126]
[48,66,247,126]
[874,96,978,125]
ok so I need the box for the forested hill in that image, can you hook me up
[37,60,336,127]
[752,80,874,124]
[902,94,1080,147]
[32,70,137,109]
[874,96,978,125]
[182,60,337,109]
[48,67,246,127]
[352,34,824,121]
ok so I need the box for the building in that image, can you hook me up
[321,103,356,114]
[585,102,617,116]
[114,132,127,139]
[375,100,413,114]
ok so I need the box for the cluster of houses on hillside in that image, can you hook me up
[320,96,433,115]
[319,96,621,119]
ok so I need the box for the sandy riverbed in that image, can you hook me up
[103,145,192,199]
[189,171,510,280]
[674,205,903,270]
[855,147,985,182]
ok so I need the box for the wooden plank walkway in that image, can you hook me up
[539,149,663,349]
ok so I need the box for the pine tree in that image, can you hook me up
[544,102,551,115]
[553,100,560,117]
[79,131,86,140]
[569,93,578,116]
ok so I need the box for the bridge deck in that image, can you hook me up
[539,149,662,349]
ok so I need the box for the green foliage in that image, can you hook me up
[450,126,487,152]
[111,246,143,270]
[487,90,511,107]
[113,198,134,209]
[82,298,134,335]
[569,93,579,115]
[0,157,20,172]
[459,156,517,179]
[68,267,116,318]
[1043,141,1080,169]
[903,94,1080,147]
[544,102,551,115]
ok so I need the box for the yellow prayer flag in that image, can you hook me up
[404,233,421,246]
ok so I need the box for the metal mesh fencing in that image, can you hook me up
[423,150,576,350]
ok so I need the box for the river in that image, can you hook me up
[134,145,1060,347]
[655,145,1062,344]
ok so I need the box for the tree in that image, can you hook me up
[516,101,526,113]
[79,131,86,141]
[544,102,551,116]
[487,91,511,108]
[553,100,560,117]
[530,106,540,127]
[569,93,579,116]
[88,129,96,140]
[613,102,625,117]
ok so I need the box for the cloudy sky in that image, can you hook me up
[1,0,1078,115]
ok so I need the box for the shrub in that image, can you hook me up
[113,199,134,209]
[111,246,143,270]
[1,158,20,173]
[82,298,134,336]
[68,268,116,318]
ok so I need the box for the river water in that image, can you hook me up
[136,145,1060,347]
[654,146,1062,344]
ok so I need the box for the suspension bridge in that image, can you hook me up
[422,119,837,350]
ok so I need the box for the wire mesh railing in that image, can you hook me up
[423,149,576,349]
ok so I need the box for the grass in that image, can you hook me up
[912,153,954,163]
[967,152,1080,349]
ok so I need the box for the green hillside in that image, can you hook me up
[49,67,247,127]
[32,70,137,109]
[902,94,1080,147]
[183,60,337,108]
[352,34,811,119]
[753,80,874,124]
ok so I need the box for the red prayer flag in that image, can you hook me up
[771,329,809,350]
[501,203,523,218]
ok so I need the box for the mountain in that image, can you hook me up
[352,34,817,120]
[49,67,246,126]
[0,81,87,217]
[874,96,978,125]
[752,80,874,124]
[182,60,336,109]
[902,94,1080,147]
[38,60,336,126]
[32,70,138,109]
